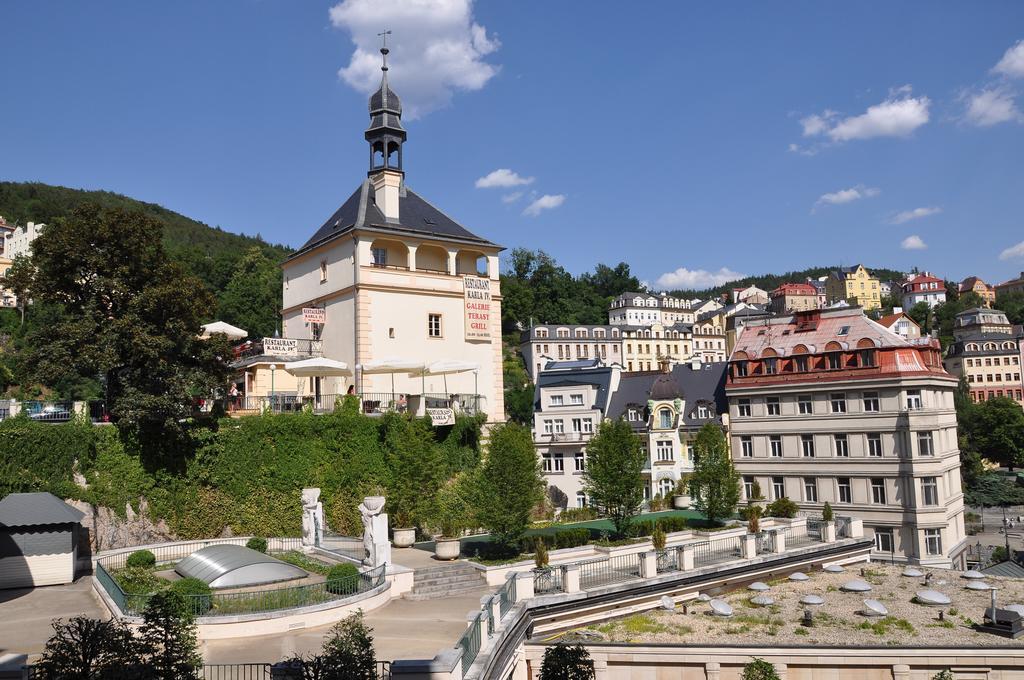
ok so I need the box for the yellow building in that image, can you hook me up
[826,264,881,310]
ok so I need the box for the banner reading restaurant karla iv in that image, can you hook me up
[463,275,492,342]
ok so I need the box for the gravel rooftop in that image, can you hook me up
[586,563,1024,647]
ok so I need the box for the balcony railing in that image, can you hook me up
[228,392,482,418]
[232,338,323,361]
[536,431,593,443]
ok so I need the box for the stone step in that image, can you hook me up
[413,573,485,588]
[412,576,487,594]
[413,564,480,578]
[404,582,490,601]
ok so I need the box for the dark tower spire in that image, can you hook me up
[366,31,406,175]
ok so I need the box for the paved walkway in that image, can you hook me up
[0,577,107,660]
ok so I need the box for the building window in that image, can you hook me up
[795,356,808,372]
[659,478,673,497]
[801,435,815,457]
[917,431,934,456]
[743,476,755,500]
[575,452,585,472]
[766,397,781,416]
[576,492,587,507]
[770,435,782,457]
[554,420,565,434]
[798,395,813,414]
[542,420,553,435]
[772,476,785,500]
[658,409,673,429]
[428,313,442,338]
[803,477,818,503]
[656,440,673,462]
[764,358,778,375]
[737,398,751,417]
[552,454,564,473]
[922,477,939,506]
[735,361,748,377]
[873,528,894,554]
[830,393,846,413]
[696,404,710,419]
[834,434,849,457]
[320,259,328,282]
[862,391,880,412]
[924,528,942,556]
[838,478,852,503]
[372,247,387,266]
[740,436,753,457]
[549,395,564,406]
[906,389,923,410]
[582,419,594,433]
[571,418,583,433]
[868,433,883,457]
[827,352,841,370]
[570,393,584,405]
[871,478,886,504]
[541,454,552,472]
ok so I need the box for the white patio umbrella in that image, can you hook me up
[357,357,427,394]
[200,321,247,339]
[409,360,479,397]
[283,358,352,377]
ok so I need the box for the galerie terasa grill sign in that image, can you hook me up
[463,276,492,341]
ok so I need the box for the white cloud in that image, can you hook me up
[787,143,817,156]
[655,267,746,290]
[999,240,1024,261]
[475,168,534,189]
[890,206,942,224]
[329,0,500,119]
[993,40,1024,78]
[501,191,523,204]
[800,88,930,143]
[963,88,1023,126]
[522,194,566,217]
[814,185,880,211]
[901,235,927,250]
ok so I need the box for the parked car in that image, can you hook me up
[28,405,72,422]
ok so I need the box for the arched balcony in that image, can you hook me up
[456,249,488,277]
[415,244,450,274]
[369,238,409,270]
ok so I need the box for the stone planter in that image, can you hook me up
[672,494,692,509]
[434,538,461,560]
[392,528,416,548]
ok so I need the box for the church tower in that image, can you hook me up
[365,45,405,222]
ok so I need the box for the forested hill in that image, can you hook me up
[0,181,291,338]
[664,265,909,300]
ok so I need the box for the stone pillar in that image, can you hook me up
[892,664,910,680]
[563,563,581,593]
[9,399,21,417]
[592,655,608,680]
[774,663,787,680]
[705,661,721,680]
[407,244,418,272]
[639,550,658,579]
[773,529,786,553]
[73,401,87,417]
[514,570,535,600]
[742,534,757,560]
[848,517,864,539]
[680,543,695,571]
[358,496,391,567]
[823,522,837,543]
[447,250,457,276]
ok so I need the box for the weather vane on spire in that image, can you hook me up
[378,30,392,71]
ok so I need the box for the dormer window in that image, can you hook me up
[696,404,710,419]
[570,393,584,405]
[658,409,673,429]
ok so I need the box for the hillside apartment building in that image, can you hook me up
[725,307,966,567]
[995,271,1024,298]
[943,307,1024,406]
[900,272,946,310]
[825,264,881,310]
[959,276,996,307]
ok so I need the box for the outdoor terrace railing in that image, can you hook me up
[423,393,481,416]
[457,612,484,676]
[201,664,272,680]
[498,575,517,616]
[578,553,641,589]
[232,338,323,361]
[97,537,304,571]
[692,534,743,568]
[655,548,680,574]
[775,525,820,549]
[533,566,564,594]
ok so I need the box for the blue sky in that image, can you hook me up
[2,1,1023,290]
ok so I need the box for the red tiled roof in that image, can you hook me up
[771,283,817,297]
[877,312,919,329]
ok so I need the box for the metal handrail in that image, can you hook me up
[456,613,482,675]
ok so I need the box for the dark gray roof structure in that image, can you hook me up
[534,365,615,413]
[0,492,85,528]
[175,544,307,589]
[543,359,602,371]
[981,560,1024,579]
[607,362,728,429]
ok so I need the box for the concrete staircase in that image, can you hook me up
[406,562,488,601]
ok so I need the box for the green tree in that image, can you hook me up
[964,474,1024,507]
[38,616,141,680]
[503,347,534,425]
[742,658,781,680]
[539,643,596,680]
[966,397,1024,469]
[217,246,282,338]
[689,423,741,524]
[319,611,377,680]
[996,291,1024,325]
[473,422,544,550]
[14,204,231,464]
[382,414,443,529]
[582,419,645,536]
[139,591,202,680]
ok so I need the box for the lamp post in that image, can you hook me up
[270,364,277,410]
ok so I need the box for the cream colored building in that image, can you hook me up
[608,292,697,326]
[727,307,966,567]
[519,325,623,382]
[995,271,1024,298]
[826,264,881,310]
[692,309,728,362]
[943,307,1024,406]
[620,322,692,373]
[280,49,504,421]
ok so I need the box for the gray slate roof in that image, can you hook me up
[290,180,498,260]
[981,560,1024,579]
[534,365,615,413]
[607,362,728,429]
[0,492,85,528]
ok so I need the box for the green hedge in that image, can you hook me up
[170,577,212,615]
[246,537,268,553]
[125,549,156,568]
[325,563,361,595]
[630,516,691,537]
[0,416,96,497]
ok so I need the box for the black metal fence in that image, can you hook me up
[578,553,641,589]
[533,566,564,594]
[692,534,742,568]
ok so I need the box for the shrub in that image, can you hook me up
[747,505,762,534]
[326,563,361,595]
[140,590,202,679]
[169,578,212,616]
[651,526,666,551]
[38,616,140,679]
[742,658,780,680]
[534,538,549,569]
[750,479,764,501]
[649,492,667,512]
[126,550,156,569]
[473,423,545,551]
[115,566,164,595]
[764,497,799,519]
[554,528,591,550]
[539,642,595,680]
[321,611,377,677]
[246,537,268,553]
[559,507,597,523]
[657,516,689,533]
[822,502,834,522]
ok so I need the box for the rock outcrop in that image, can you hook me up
[65,498,175,553]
